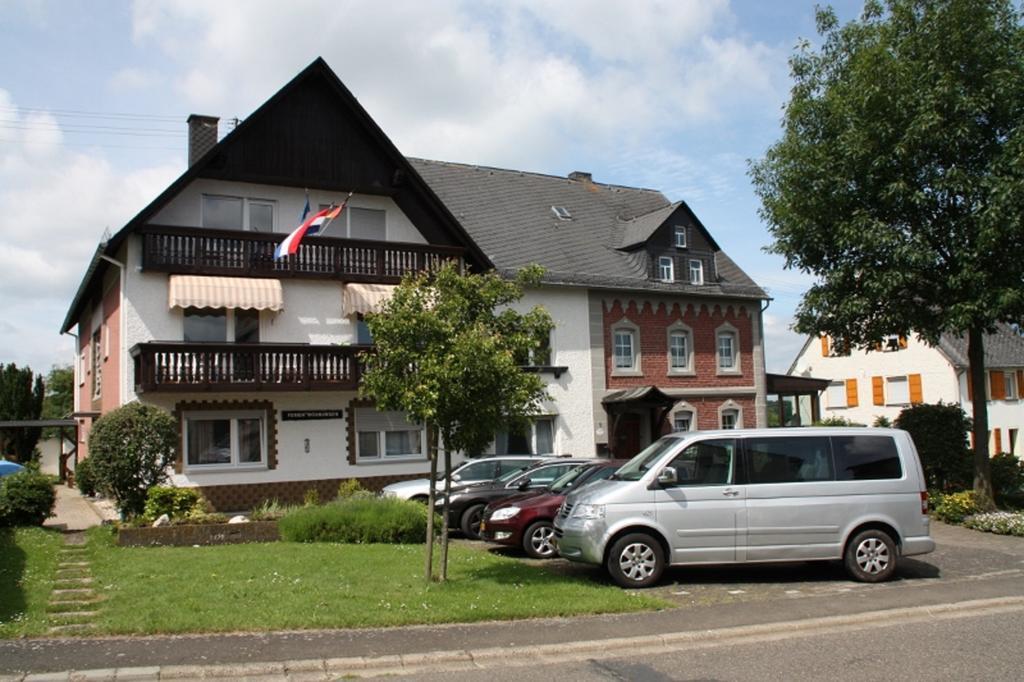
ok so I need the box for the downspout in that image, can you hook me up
[754,297,772,427]
[61,330,80,413]
[99,253,126,407]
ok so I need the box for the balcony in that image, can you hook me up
[131,342,373,393]
[140,225,465,283]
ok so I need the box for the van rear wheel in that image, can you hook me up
[607,533,664,588]
[844,529,897,582]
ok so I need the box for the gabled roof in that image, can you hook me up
[937,323,1024,369]
[409,159,766,299]
[61,58,490,333]
[620,203,680,249]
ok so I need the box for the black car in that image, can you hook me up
[442,458,590,539]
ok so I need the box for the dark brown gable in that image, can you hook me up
[647,204,718,253]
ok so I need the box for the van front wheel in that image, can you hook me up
[844,529,897,582]
[607,533,664,588]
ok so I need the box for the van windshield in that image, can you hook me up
[613,438,681,481]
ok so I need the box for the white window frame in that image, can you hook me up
[247,198,276,232]
[182,308,262,343]
[355,409,426,461]
[327,204,388,240]
[1004,371,1018,400]
[826,381,848,409]
[689,259,704,285]
[611,320,642,376]
[718,400,743,429]
[202,194,277,232]
[658,256,674,282]
[494,416,556,456]
[885,376,910,405]
[672,403,696,432]
[673,225,687,248]
[666,322,694,375]
[716,324,741,375]
[91,329,102,399]
[183,410,267,471]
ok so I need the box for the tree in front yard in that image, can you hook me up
[360,262,552,582]
[88,402,178,520]
[0,363,45,462]
[750,0,1024,509]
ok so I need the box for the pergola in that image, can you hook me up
[765,373,830,427]
[0,419,79,482]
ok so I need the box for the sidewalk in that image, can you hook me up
[42,485,104,532]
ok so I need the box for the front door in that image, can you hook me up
[615,413,642,457]
[654,438,745,564]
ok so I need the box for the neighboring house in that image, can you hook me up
[788,325,1024,455]
[62,58,768,510]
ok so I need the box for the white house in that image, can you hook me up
[789,325,1024,455]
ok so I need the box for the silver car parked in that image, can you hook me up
[555,428,934,588]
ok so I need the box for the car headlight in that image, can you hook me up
[572,503,605,520]
[489,506,520,521]
[380,489,398,498]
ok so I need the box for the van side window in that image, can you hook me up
[746,436,833,483]
[832,436,903,480]
[666,439,735,485]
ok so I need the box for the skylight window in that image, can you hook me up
[551,206,572,220]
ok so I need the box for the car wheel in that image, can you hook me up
[606,533,664,588]
[523,521,557,559]
[410,495,428,504]
[460,504,485,539]
[844,529,898,582]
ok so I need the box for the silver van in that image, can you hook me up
[554,428,934,588]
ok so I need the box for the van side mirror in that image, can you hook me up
[656,468,678,487]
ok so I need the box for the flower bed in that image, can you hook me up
[117,520,279,547]
[962,512,1024,537]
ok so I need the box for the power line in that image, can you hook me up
[0,136,181,152]
[0,123,184,138]
[0,105,182,123]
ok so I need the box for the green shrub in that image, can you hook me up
[812,416,865,427]
[962,512,1024,537]
[88,403,177,520]
[894,403,972,491]
[932,490,979,524]
[250,498,287,521]
[303,488,320,507]
[0,469,56,526]
[73,457,97,497]
[142,486,204,523]
[337,478,366,499]
[279,496,434,544]
[990,453,1024,503]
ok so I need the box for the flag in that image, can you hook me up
[274,207,331,259]
[299,192,310,224]
[312,192,352,236]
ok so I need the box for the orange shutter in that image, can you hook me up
[908,374,923,404]
[820,335,830,357]
[990,371,1006,400]
[898,335,908,349]
[872,376,884,405]
[845,379,859,407]
[994,428,1002,453]
[1017,370,1024,398]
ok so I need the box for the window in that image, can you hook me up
[668,331,690,372]
[826,381,847,409]
[1004,372,1018,400]
[355,408,424,460]
[202,195,276,231]
[717,330,738,372]
[496,417,555,455]
[511,461,578,488]
[551,206,572,220]
[672,411,693,432]
[356,315,373,345]
[881,335,907,352]
[613,329,636,370]
[454,460,501,482]
[664,439,735,486]
[689,259,704,285]
[658,256,674,282]
[747,436,834,483]
[832,435,902,480]
[1010,429,1019,455]
[886,376,910,405]
[673,226,687,248]
[183,308,260,343]
[184,412,265,468]
[721,409,738,429]
[349,207,386,240]
[91,329,102,399]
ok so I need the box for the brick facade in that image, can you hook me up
[198,473,423,512]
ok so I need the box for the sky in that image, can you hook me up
[0,0,868,376]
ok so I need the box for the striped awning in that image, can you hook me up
[343,283,397,316]
[168,275,284,311]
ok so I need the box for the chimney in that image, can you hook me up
[568,171,592,183]
[187,114,219,166]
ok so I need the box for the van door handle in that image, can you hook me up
[722,489,740,497]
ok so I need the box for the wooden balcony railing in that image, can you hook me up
[131,342,374,393]
[139,225,465,283]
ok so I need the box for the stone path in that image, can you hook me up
[46,532,102,635]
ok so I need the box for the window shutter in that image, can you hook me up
[990,370,1005,400]
[898,335,908,349]
[820,335,830,357]
[845,379,859,407]
[908,374,923,404]
[994,428,1002,453]
[1018,370,1024,397]
[872,376,884,405]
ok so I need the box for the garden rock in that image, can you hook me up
[228,515,249,524]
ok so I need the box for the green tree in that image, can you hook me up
[0,363,45,462]
[360,262,552,582]
[750,0,1024,510]
[41,365,74,440]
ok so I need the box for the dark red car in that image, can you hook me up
[480,459,625,558]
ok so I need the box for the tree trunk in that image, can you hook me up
[967,325,995,511]
[440,433,452,582]
[424,430,439,583]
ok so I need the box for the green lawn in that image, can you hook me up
[82,528,665,635]
[0,527,64,638]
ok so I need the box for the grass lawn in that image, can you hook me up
[84,527,666,635]
[0,527,64,638]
